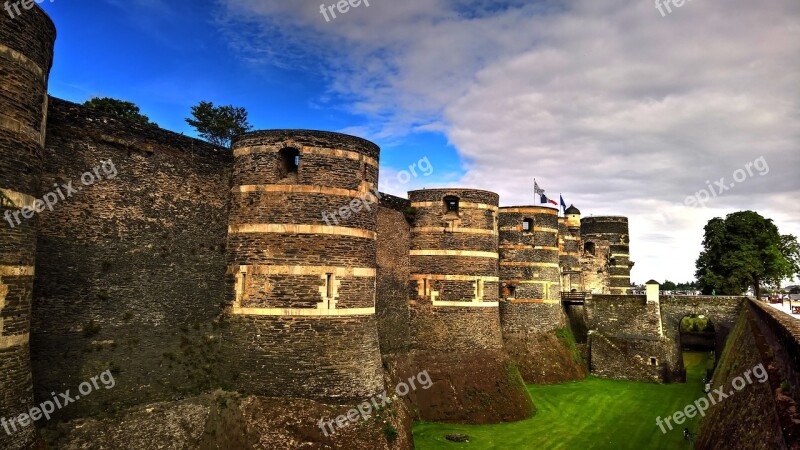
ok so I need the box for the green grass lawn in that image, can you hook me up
[413,351,714,450]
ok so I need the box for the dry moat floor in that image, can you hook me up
[413,351,713,450]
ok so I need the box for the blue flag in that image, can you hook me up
[560,195,567,210]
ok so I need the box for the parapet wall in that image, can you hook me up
[696,302,799,448]
[31,97,232,420]
[0,6,56,449]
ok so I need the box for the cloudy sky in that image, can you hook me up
[44,0,799,283]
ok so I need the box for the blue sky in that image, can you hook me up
[39,0,800,283]
[45,0,465,191]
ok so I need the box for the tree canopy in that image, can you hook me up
[695,211,800,298]
[185,101,252,148]
[84,97,151,124]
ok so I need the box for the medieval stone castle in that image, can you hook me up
[2,7,798,450]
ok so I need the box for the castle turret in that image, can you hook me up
[581,216,632,294]
[559,204,582,292]
[0,6,56,449]
[499,204,571,381]
[223,130,384,401]
[407,188,533,422]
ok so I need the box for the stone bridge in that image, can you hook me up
[583,292,745,383]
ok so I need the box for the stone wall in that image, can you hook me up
[30,97,232,420]
[749,301,800,407]
[221,130,384,402]
[0,6,56,449]
[585,294,744,383]
[585,295,667,382]
[696,303,793,448]
[376,205,411,355]
[660,296,743,381]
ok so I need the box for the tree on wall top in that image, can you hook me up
[84,97,152,124]
[695,211,800,299]
[185,101,253,148]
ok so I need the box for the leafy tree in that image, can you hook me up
[695,211,800,298]
[661,280,677,291]
[185,101,252,148]
[84,97,151,124]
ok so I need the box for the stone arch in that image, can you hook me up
[659,297,743,382]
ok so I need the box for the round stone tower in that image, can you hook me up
[498,205,571,381]
[581,216,632,295]
[224,130,383,401]
[406,189,533,422]
[558,205,582,291]
[0,6,55,450]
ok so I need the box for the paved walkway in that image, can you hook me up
[765,301,800,319]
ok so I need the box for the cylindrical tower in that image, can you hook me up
[408,189,501,345]
[558,205,582,292]
[406,189,533,422]
[499,205,562,307]
[581,216,632,295]
[0,6,55,450]
[223,130,384,401]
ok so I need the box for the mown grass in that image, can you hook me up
[413,351,713,450]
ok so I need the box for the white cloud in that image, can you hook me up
[216,0,800,282]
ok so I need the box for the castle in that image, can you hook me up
[2,7,798,449]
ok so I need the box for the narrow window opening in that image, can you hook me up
[279,148,300,179]
[584,241,596,256]
[522,218,533,232]
[444,196,460,215]
[508,285,516,299]
[649,357,657,366]
[326,273,334,298]
[423,279,428,297]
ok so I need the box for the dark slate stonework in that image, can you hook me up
[749,300,800,406]
[376,207,411,355]
[696,304,792,449]
[581,217,631,294]
[223,130,384,402]
[585,294,744,383]
[378,193,411,213]
[31,97,232,420]
[220,315,384,402]
[660,296,743,381]
[0,6,55,449]
[497,206,581,383]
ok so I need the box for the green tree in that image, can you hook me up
[661,280,677,291]
[185,101,252,148]
[84,97,151,124]
[695,211,800,298]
